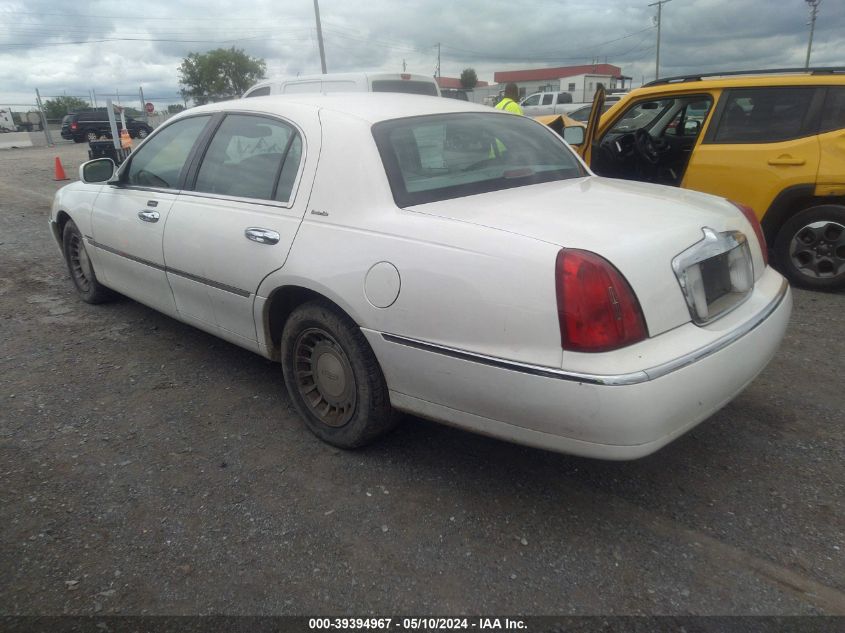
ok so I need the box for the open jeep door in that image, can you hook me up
[578,84,605,162]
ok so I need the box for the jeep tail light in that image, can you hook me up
[70,122,78,130]
[731,201,767,265]
[555,249,648,353]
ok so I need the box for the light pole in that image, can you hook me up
[648,0,672,81]
[313,0,327,74]
[805,0,821,69]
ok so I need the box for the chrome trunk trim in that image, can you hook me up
[380,278,788,387]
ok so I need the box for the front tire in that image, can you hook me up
[773,205,845,290]
[281,301,395,448]
[62,220,113,304]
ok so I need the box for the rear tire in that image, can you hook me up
[62,220,114,304]
[773,205,845,291]
[281,300,396,448]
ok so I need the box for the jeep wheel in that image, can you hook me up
[137,128,149,139]
[773,205,845,291]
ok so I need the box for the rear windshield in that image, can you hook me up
[61,115,74,124]
[373,112,585,207]
[371,80,439,97]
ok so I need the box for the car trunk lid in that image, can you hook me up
[406,176,758,336]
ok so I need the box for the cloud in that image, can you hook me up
[0,0,842,108]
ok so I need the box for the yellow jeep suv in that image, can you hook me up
[567,68,845,290]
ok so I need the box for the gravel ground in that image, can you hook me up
[1,143,843,616]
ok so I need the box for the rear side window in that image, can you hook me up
[194,114,301,203]
[820,87,845,134]
[371,80,438,96]
[711,87,817,143]
[125,115,210,189]
[245,86,271,98]
[373,112,585,207]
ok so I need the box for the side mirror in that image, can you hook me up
[79,158,116,184]
[563,125,585,146]
[683,120,701,136]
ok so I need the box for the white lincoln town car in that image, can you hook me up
[50,94,791,459]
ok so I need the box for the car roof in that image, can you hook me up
[184,93,494,125]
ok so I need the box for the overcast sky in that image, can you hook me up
[1,0,843,109]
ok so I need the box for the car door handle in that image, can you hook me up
[244,227,280,245]
[767,156,806,166]
[137,210,160,222]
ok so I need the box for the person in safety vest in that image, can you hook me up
[495,83,524,115]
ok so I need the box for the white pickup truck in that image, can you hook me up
[519,92,575,116]
[520,91,628,117]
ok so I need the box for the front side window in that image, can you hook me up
[522,94,541,106]
[125,115,210,188]
[711,87,818,143]
[373,113,585,207]
[608,99,673,134]
[194,114,301,202]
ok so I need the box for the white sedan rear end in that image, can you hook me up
[49,94,791,459]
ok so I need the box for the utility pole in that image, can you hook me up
[313,0,327,74]
[805,0,821,69]
[403,59,406,72]
[648,0,672,81]
[437,43,441,79]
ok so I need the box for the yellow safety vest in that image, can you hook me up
[495,97,523,115]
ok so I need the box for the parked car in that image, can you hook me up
[568,103,612,122]
[60,109,153,143]
[50,94,791,459]
[556,68,845,290]
[243,72,440,98]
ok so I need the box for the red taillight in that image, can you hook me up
[555,249,647,353]
[731,201,768,265]
[400,73,411,80]
[70,122,78,130]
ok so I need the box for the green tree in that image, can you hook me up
[178,47,266,105]
[43,96,90,120]
[167,104,186,114]
[460,68,478,89]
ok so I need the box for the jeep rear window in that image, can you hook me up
[712,87,818,143]
[373,112,585,207]
[821,87,845,134]
[371,80,438,97]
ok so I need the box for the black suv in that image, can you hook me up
[60,109,153,143]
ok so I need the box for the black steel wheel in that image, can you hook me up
[293,327,357,428]
[281,301,396,448]
[774,205,845,291]
[62,220,114,304]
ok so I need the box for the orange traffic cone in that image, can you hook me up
[120,128,132,150]
[54,156,69,181]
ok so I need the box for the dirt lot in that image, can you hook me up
[1,143,843,616]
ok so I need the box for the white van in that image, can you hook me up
[244,72,440,98]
